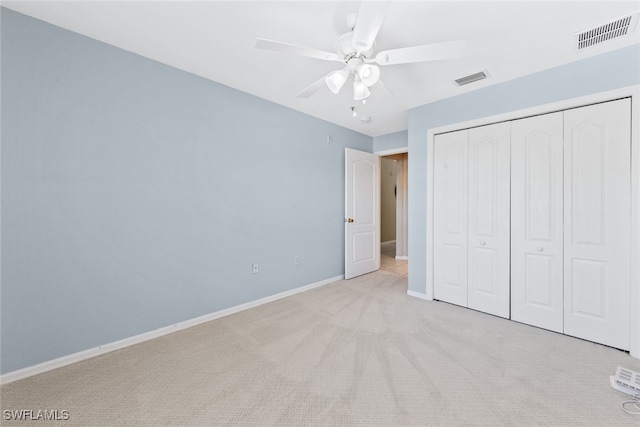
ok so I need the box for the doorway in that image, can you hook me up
[380,151,408,275]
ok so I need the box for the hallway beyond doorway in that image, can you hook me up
[381,241,407,277]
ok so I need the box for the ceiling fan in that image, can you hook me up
[255,1,466,101]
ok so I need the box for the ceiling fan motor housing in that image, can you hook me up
[336,32,375,60]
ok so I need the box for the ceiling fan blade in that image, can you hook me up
[352,0,391,53]
[255,38,342,62]
[296,72,334,98]
[374,40,466,65]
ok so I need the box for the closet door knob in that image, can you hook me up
[480,241,486,246]
[537,247,544,252]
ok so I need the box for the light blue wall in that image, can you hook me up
[0,8,372,374]
[407,43,640,294]
[373,130,408,153]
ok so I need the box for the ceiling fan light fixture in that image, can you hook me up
[325,68,349,94]
[353,75,371,101]
[356,63,380,87]
[256,4,469,104]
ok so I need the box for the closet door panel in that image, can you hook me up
[467,122,511,318]
[434,130,469,307]
[511,112,564,332]
[564,98,631,350]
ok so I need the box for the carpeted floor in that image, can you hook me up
[2,250,639,426]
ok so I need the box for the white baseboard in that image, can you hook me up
[395,256,408,260]
[407,290,428,300]
[0,275,344,386]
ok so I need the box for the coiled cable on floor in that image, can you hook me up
[621,394,640,415]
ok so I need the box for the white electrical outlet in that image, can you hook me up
[252,262,259,274]
[294,255,300,265]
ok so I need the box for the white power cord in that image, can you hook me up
[621,394,640,415]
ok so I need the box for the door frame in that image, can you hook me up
[424,84,640,359]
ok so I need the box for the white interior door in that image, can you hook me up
[511,112,564,332]
[467,122,511,318]
[563,99,631,350]
[345,148,380,279]
[434,130,468,307]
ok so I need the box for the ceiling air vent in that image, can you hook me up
[576,12,639,50]
[455,71,488,86]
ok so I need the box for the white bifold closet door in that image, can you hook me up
[434,129,469,308]
[434,123,510,318]
[563,99,631,350]
[467,123,511,318]
[435,98,631,350]
[511,112,564,332]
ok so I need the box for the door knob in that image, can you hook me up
[537,247,544,252]
[345,218,354,223]
[480,241,486,246]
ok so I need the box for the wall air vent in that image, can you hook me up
[455,71,488,86]
[576,12,639,50]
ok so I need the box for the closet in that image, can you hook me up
[433,98,631,350]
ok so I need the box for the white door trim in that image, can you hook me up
[376,147,408,156]
[425,84,640,359]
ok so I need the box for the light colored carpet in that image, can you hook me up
[2,257,640,426]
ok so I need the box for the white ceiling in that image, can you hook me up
[3,1,640,137]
